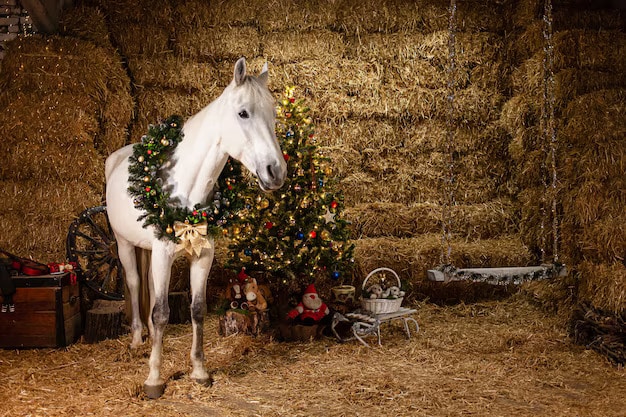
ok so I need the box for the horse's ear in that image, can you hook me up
[258,62,269,85]
[234,57,247,86]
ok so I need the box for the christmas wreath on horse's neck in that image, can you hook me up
[127,115,244,251]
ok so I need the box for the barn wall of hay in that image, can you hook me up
[0,0,624,342]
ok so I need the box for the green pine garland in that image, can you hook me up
[127,115,246,242]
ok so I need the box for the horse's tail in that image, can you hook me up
[135,247,153,333]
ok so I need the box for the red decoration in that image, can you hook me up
[289,97,295,103]
[265,221,274,229]
[47,262,78,284]
[238,267,249,284]
[283,153,290,161]
[309,230,317,239]
[147,150,152,155]
[330,201,338,209]
[145,186,151,192]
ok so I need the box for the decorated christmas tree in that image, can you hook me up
[226,87,354,297]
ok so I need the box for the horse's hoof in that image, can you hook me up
[143,383,165,399]
[192,376,213,387]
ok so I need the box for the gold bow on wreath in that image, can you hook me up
[173,221,212,257]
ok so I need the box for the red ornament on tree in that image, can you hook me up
[265,221,274,229]
[309,230,317,239]
[330,201,338,209]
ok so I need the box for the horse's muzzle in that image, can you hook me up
[257,161,286,191]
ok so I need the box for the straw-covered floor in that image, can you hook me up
[1,298,624,417]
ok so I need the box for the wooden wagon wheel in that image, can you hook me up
[66,206,125,300]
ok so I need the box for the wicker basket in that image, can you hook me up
[360,267,403,314]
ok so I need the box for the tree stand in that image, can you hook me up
[84,300,125,343]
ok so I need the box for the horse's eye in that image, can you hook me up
[238,110,249,119]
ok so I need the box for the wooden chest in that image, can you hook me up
[0,272,81,348]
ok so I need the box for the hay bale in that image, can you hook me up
[340,168,499,206]
[336,0,504,35]
[257,0,338,31]
[509,0,542,30]
[413,31,503,67]
[516,185,561,260]
[0,36,132,155]
[578,261,626,314]
[345,32,427,61]
[561,89,626,147]
[110,22,171,58]
[271,58,384,121]
[96,0,174,25]
[173,0,258,28]
[499,95,540,137]
[58,5,111,48]
[0,92,99,147]
[262,30,345,63]
[552,30,626,73]
[345,198,518,240]
[0,180,102,220]
[0,213,69,264]
[373,84,504,123]
[514,61,626,104]
[317,145,361,179]
[562,180,614,228]
[0,36,127,97]
[174,26,260,61]
[506,20,544,65]
[335,0,427,34]
[128,56,221,91]
[553,8,625,31]
[315,118,485,154]
[578,214,626,264]
[562,142,626,185]
[0,179,102,264]
[1,140,105,184]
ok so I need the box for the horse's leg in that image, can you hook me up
[143,242,174,398]
[116,237,143,348]
[189,246,214,385]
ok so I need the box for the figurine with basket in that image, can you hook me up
[360,267,405,315]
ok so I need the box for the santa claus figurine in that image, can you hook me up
[287,284,330,325]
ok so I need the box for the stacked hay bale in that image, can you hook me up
[500,0,625,360]
[0,5,132,263]
[82,0,531,301]
[265,0,530,298]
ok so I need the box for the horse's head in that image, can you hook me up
[221,58,287,191]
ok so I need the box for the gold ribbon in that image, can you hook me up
[173,221,212,257]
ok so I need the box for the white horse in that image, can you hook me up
[104,58,286,398]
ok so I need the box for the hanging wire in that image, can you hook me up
[540,0,559,263]
[440,0,458,266]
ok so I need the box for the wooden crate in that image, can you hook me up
[0,272,81,348]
